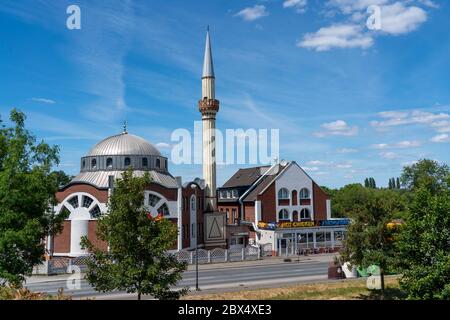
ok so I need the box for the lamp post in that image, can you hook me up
[191,184,200,291]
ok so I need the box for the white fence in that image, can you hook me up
[32,244,274,274]
[175,243,273,265]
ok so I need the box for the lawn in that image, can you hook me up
[183,276,406,300]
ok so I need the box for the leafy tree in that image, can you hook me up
[400,159,449,194]
[396,177,401,190]
[388,178,393,189]
[396,188,450,299]
[49,170,73,188]
[364,178,370,188]
[81,169,187,300]
[330,184,371,218]
[0,109,66,286]
[340,189,407,296]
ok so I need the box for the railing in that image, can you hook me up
[33,244,274,275]
[175,244,273,265]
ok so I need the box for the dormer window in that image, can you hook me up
[91,159,97,169]
[156,158,161,168]
[124,157,131,167]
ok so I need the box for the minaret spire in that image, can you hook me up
[199,27,220,213]
[202,28,215,79]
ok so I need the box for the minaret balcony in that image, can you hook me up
[198,98,220,114]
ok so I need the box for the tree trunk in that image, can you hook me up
[138,291,141,300]
[380,270,385,300]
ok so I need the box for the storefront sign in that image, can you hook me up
[257,219,350,230]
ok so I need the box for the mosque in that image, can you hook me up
[48,30,348,258]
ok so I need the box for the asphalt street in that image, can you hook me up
[25,258,330,299]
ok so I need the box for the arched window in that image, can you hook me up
[156,158,161,168]
[299,188,310,199]
[278,209,289,220]
[142,157,148,167]
[158,203,170,216]
[148,194,161,207]
[82,195,94,208]
[164,159,167,169]
[82,160,86,169]
[91,159,97,169]
[293,210,298,221]
[190,195,196,211]
[292,190,298,205]
[300,208,311,220]
[106,158,113,169]
[90,205,102,219]
[278,188,289,199]
[68,195,79,209]
[124,157,131,167]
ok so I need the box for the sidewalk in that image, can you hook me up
[25,253,337,284]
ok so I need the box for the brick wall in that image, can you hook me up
[313,182,328,221]
[53,221,71,253]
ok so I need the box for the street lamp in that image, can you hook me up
[190,183,200,291]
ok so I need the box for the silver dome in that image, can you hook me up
[85,133,161,157]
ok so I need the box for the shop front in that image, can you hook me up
[258,219,349,256]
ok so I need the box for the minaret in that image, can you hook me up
[199,28,219,213]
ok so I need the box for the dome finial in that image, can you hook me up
[122,120,127,134]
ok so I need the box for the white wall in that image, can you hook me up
[274,163,314,222]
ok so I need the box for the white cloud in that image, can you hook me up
[336,163,352,169]
[371,140,422,149]
[235,5,269,21]
[337,148,358,153]
[298,24,373,51]
[378,2,427,35]
[431,134,450,143]
[418,0,439,9]
[306,160,331,166]
[156,142,171,148]
[31,97,55,104]
[303,166,320,171]
[371,110,450,131]
[283,0,308,13]
[315,119,359,137]
[379,151,399,159]
[327,0,389,14]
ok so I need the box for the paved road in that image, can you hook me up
[25,259,330,299]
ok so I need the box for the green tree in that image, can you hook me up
[400,159,449,194]
[340,189,407,296]
[396,188,450,299]
[81,169,187,300]
[49,170,73,188]
[330,184,371,218]
[388,178,393,189]
[364,178,370,188]
[396,177,401,190]
[0,109,66,286]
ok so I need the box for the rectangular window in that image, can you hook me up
[226,209,230,223]
[192,223,195,238]
[232,209,237,224]
[232,190,238,198]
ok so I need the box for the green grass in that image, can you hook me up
[184,276,406,300]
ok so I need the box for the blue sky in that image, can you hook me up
[0,0,449,188]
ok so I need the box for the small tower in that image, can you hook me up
[199,28,220,213]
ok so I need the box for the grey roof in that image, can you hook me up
[242,164,287,201]
[85,133,161,157]
[221,166,271,188]
[202,30,215,78]
[71,170,178,189]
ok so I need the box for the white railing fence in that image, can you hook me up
[32,243,275,274]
